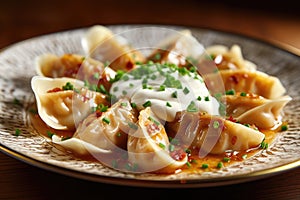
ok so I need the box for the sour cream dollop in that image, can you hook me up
[110,63,219,122]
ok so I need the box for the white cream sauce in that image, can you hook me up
[110,63,219,121]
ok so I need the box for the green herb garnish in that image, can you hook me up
[62,82,74,90]
[102,117,110,124]
[143,100,152,108]
[14,128,21,136]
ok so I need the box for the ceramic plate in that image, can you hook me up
[0,24,299,188]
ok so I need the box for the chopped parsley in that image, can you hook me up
[102,117,110,124]
[213,120,220,129]
[143,100,152,108]
[14,128,21,136]
[148,116,160,125]
[93,72,100,80]
[158,142,166,149]
[158,85,166,91]
[120,102,128,107]
[281,124,288,131]
[166,102,172,107]
[187,101,198,112]
[183,87,190,95]
[171,91,178,98]
[186,161,192,168]
[62,82,74,90]
[216,162,223,168]
[46,130,55,138]
[169,144,175,152]
[260,139,269,149]
[92,103,108,112]
[240,92,247,97]
[154,53,161,60]
[225,89,235,95]
[130,102,137,108]
[13,98,23,106]
[163,74,182,89]
[201,163,209,169]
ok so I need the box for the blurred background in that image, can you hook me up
[1,0,300,55]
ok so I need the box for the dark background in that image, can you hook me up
[1,0,300,52]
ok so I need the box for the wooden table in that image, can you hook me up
[1,1,299,199]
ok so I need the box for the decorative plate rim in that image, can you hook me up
[0,24,299,188]
[1,143,299,188]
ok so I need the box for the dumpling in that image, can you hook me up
[52,98,137,158]
[52,135,112,157]
[147,29,205,67]
[31,76,109,131]
[222,93,292,129]
[72,97,137,150]
[81,25,145,71]
[35,53,116,91]
[203,69,287,99]
[127,107,188,173]
[204,44,257,70]
[166,111,265,157]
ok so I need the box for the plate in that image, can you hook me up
[0,24,299,188]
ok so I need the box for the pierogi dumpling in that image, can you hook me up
[35,53,116,91]
[81,25,145,71]
[52,98,137,157]
[72,98,137,150]
[147,29,205,67]
[31,76,108,131]
[223,93,292,129]
[127,107,188,173]
[166,111,265,156]
[203,69,287,99]
[204,44,257,70]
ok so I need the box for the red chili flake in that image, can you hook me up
[146,123,160,134]
[227,115,237,122]
[95,110,103,118]
[229,75,239,84]
[97,74,112,91]
[81,94,90,102]
[47,87,62,93]
[170,149,187,161]
[231,136,237,145]
[126,61,134,70]
[64,61,81,78]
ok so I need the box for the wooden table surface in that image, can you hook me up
[1,0,299,199]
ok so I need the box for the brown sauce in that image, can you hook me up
[27,103,281,174]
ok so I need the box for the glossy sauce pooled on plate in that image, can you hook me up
[29,25,291,174]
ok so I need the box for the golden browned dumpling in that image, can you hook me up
[147,29,204,67]
[222,93,292,129]
[203,69,287,99]
[204,44,257,70]
[166,112,265,156]
[72,98,137,150]
[127,107,188,173]
[81,25,145,71]
[35,53,116,92]
[31,76,108,131]
[52,98,137,157]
